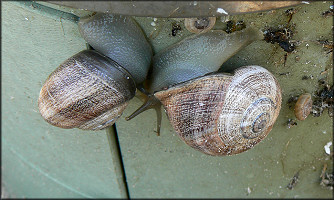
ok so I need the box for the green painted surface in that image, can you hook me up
[2,1,333,198]
[116,1,333,198]
[2,1,126,198]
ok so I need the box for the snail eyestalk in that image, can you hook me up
[125,95,162,136]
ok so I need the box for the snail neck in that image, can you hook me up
[79,14,153,84]
[150,27,263,92]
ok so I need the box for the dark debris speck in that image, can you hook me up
[225,20,246,34]
[263,28,296,52]
[287,118,297,128]
[311,81,333,117]
[171,23,182,36]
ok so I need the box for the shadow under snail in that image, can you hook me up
[38,13,282,156]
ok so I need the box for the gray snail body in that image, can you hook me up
[150,27,263,92]
[128,27,282,156]
[38,13,152,130]
[78,14,152,84]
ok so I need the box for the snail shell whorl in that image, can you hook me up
[184,17,216,34]
[154,65,281,156]
[78,13,153,84]
[38,50,136,130]
[217,65,281,155]
[294,93,312,120]
[155,74,232,155]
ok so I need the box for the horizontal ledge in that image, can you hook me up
[46,1,304,18]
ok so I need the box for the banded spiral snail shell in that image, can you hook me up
[128,26,282,156]
[294,93,312,121]
[184,17,217,34]
[154,66,282,155]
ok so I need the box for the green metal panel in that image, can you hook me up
[2,1,333,198]
[2,1,126,198]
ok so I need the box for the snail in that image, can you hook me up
[38,13,152,130]
[127,27,282,156]
[294,93,312,120]
[184,17,216,34]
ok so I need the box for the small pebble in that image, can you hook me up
[324,141,332,155]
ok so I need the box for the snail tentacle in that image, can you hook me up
[125,95,162,136]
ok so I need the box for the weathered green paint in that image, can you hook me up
[2,0,333,198]
[2,1,127,198]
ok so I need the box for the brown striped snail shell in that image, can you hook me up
[154,65,282,156]
[38,50,136,130]
[294,93,312,121]
[38,13,152,130]
[184,17,216,34]
[127,27,282,156]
